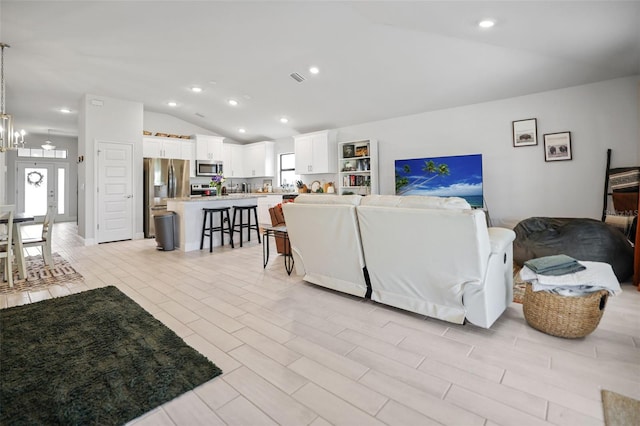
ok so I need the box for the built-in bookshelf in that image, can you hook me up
[337,139,378,195]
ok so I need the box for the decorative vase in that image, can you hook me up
[326,183,335,194]
[215,184,222,196]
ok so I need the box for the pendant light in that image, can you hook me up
[0,42,25,152]
[42,129,56,150]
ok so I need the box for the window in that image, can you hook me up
[57,167,65,214]
[280,153,298,190]
[17,148,68,159]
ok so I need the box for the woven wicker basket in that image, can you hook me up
[523,284,608,338]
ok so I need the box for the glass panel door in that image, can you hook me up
[17,161,70,222]
[23,165,53,216]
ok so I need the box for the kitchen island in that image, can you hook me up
[167,195,264,252]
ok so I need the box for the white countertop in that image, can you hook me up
[172,194,265,202]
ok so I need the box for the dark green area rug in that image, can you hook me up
[0,286,222,425]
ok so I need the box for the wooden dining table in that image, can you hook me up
[0,212,35,280]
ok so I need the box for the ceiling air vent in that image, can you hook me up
[290,72,305,83]
[195,112,205,118]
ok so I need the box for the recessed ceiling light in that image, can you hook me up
[191,86,203,93]
[167,101,177,107]
[238,128,246,133]
[478,20,495,28]
[59,107,71,113]
[228,99,239,106]
[280,117,289,124]
[309,66,319,75]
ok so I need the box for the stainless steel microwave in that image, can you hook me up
[196,160,223,177]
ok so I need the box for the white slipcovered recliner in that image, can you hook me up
[282,194,368,297]
[357,195,515,328]
[283,194,516,328]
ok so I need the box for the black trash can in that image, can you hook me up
[154,211,176,251]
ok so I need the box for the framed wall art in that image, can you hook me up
[342,144,355,158]
[512,118,538,147]
[544,131,572,161]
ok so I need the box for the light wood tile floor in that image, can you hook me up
[2,222,639,425]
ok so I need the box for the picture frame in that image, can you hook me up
[512,118,538,147]
[342,144,355,158]
[544,132,572,161]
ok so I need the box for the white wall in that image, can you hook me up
[330,76,639,227]
[78,94,143,242]
[74,77,638,239]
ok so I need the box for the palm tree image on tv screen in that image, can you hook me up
[395,154,483,208]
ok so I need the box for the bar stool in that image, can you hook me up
[232,205,261,247]
[200,207,234,252]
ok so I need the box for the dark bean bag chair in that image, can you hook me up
[513,217,634,281]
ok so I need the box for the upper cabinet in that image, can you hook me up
[294,130,337,174]
[143,136,183,159]
[222,141,275,178]
[223,143,244,178]
[194,134,224,161]
[244,141,275,177]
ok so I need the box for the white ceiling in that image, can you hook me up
[1,1,639,143]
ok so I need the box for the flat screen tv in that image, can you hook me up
[394,153,483,208]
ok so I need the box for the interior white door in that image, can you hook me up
[97,141,133,243]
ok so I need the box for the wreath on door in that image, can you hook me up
[27,171,44,187]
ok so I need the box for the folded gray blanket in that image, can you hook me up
[524,254,586,276]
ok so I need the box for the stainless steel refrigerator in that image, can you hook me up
[143,158,190,238]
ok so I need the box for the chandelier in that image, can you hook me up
[0,42,25,152]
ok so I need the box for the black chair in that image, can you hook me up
[200,207,234,252]
[232,205,261,247]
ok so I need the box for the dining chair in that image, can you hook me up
[0,204,15,287]
[21,206,56,267]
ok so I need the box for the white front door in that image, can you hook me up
[16,161,64,220]
[97,141,134,243]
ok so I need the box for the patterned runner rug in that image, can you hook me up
[0,253,83,294]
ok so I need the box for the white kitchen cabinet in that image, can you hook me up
[194,134,224,161]
[223,143,244,178]
[294,130,336,174]
[337,139,378,195]
[143,136,183,159]
[244,141,275,177]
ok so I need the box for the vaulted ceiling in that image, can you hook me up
[2,1,639,143]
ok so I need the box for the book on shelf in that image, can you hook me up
[343,175,370,187]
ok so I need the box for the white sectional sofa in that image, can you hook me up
[283,194,516,328]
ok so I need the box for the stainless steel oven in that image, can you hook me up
[196,160,223,177]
